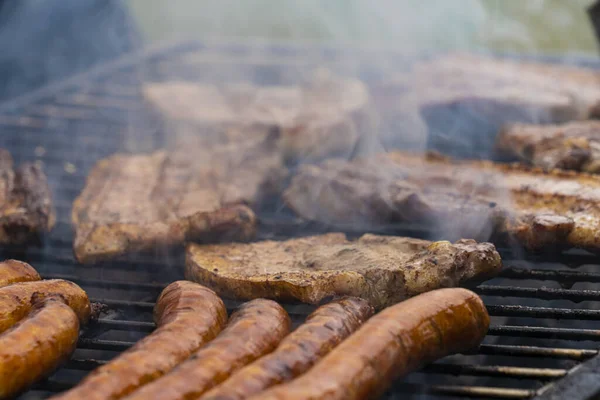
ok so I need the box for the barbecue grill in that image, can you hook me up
[3,39,600,400]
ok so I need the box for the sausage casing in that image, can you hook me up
[52,281,228,400]
[123,299,291,400]
[0,260,40,287]
[0,279,90,334]
[0,297,79,399]
[202,297,373,400]
[254,288,489,400]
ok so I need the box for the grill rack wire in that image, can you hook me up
[0,39,600,399]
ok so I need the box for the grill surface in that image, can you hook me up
[2,39,600,399]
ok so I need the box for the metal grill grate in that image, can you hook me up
[1,40,600,399]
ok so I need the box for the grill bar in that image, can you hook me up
[476,285,600,302]
[489,326,600,341]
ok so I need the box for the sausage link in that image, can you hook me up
[52,281,228,400]
[202,297,373,400]
[0,297,79,399]
[0,260,40,287]
[123,299,291,400]
[254,288,489,400]
[0,279,90,333]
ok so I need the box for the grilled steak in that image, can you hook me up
[143,70,372,163]
[0,149,54,244]
[285,151,600,252]
[497,120,600,172]
[185,233,501,309]
[72,134,285,263]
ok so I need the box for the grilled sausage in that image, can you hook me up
[123,299,291,400]
[202,297,373,400]
[52,281,228,400]
[0,279,90,334]
[0,260,40,287]
[0,296,79,399]
[254,288,489,400]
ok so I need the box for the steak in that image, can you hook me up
[143,70,373,163]
[0,149,54,244]
[497,120,600,173]
[284,151,600,253]
[72,135,286,263]
[185,233,501,309]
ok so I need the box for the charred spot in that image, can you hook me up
[488,202,497,208]
[213,268,219,272]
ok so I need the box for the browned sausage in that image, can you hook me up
[52,281,228,400]
[0,296,79,399]
[253,288,489,400]
[202,297,373,400]
[0,260,40,287]
[0,279,90,334]
[123,299,291,400]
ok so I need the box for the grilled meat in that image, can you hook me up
[123,299,290,400]
[201,297,373,400]
[53,281,228,400]
[0,149,54,244]
[0,297,79,400]
[254,288,488,400]
[185,233,501,310]
[72,134,285,263]
[0,279,90,334]
[285,151,600,252]
[143,70,372,163]
[0,260,40,287]
[497,120,600,172]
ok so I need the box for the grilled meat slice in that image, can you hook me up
[254,288,488,400]
[72,135,286,263]
[0,149,54,244]
[284,151,600,252]
[143,70,372,163]
[185,233,501,310]
[497,121,600,172]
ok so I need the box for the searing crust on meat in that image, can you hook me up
[185,233,501,309]
[201,297,373,400]
[0,297,79,399]
[285,151,600,253]
[0,260,40,287]
[496,121,600,172]
[0,149,55,244]
[72,134,285,263]
[143,70,372,162]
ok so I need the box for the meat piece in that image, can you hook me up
[0,259,40,287]
[143,69,372,163]
[284,151,600,252]
[201,297,373,400]
[0,296,79,399]
[185,233,501,310]
[253,288,489,400]
[123,299,290,400]
[0,279,90,333]
[0,149,55,244]
[53,281,228,400]
[496,121,600,172]
[72,133,286,263]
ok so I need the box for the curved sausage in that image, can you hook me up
[0,279,90,334]
[0,296,79,399]
[52,281,228,400]
[202,297,373,400]
[0,260,40,287]
[254,288,489,400]
[123,299,291,400]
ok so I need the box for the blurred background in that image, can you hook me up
[129,0,599,54]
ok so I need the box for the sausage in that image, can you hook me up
[202,297,373,400]
[253,288,489,400]
[52,281,228,400]
[0,259,40,287]
[122,299,291,400]
[0,296,79,399]
[0,279,90,334]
